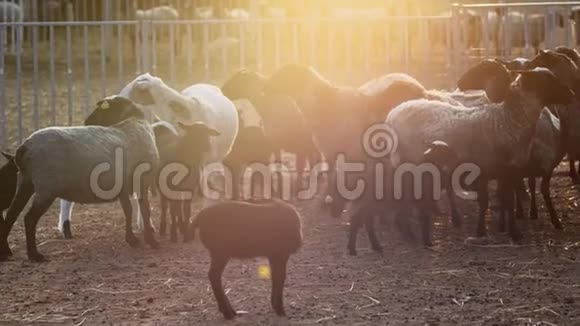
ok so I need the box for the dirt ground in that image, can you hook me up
[0,162,579,326]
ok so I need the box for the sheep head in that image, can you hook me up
[1,151,14,162]
[178,122,220,154]
[457,59,512,103]
[221,69,267,101]
[125,74,201,125]
[555,46,580,65]
[513,67,575,106]
[265,63,330,98]
[85,96,146,126]
[423,141,457,172]
[527,49,580,90]
[494,57,530,71]
[126,74,162,106]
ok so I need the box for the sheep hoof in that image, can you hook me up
[372,245,383,254]
[347,248,357,256]
[497,223,506,233]
[222,309,237,320]
[451,214,463,228]
[146,238,160,249]
[125,234,140,247]
[553,221,564,230]
[529,212,538,220]
[0,243,12,258]
[510,232,523,244]
[63,221,73,239]
[28,252,47,262]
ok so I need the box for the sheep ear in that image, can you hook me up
[169,101,192,120]
[180,122,221,137]
[1,151,14,161]
[494,58,507,65]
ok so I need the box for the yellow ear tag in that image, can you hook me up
[100,101,110,110]
[258,265,271,280]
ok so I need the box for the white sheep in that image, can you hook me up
[0,96,160,262]
[0,0,24,55]
[131,5,180,57]
[58,73,239,238]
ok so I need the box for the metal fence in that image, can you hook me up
[0,15,457,149]
[450,1,580,79]
[2,1,580,150]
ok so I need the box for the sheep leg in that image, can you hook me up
[273,150,283,197]
[497,205,507,233]
[497,181,510,233]
[347,209,366,256]
[169,200,179,242]
[364,213,382,254]
[446,187,462,228]
[541,174,563,230]
[208,255,236,320]
[138,196,159,249]
[231,165,241,200]
[24,196,55,262]
[503,181,522,243]
[515,179,525,220]
[268,255,289,317]
[159,196,168,236]
[58,199,74,239]
[181,199,193,242]
[394,210,416,243]
[528,177,538,220]
[119,194,139,247]
[295,153,306,196]
[0,176,34,260]
[476,182,489,238]
[420,206,434,247]
[569,159,579,183]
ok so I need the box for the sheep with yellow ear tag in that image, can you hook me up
[100,100,109,110]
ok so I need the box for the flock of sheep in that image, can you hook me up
[2,38,580,319]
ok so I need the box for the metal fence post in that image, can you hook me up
[451,3,462,84]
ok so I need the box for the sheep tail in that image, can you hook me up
[13,144,28,172]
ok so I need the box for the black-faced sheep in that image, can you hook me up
[191,199,302,319]
[393,65,574,242]
[222,116,274,200]
[554,46,580,67]
[221,69,322,195]
[526,49,580,185]
[153,120,220,242]
[0,152,17,220]
[0,96,160,262]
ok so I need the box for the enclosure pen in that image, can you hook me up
[1,2,580,323]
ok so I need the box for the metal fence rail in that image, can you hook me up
[0,16,456,150]
[450,1,580,79]
[3,2,580,150]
